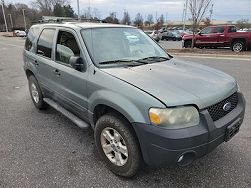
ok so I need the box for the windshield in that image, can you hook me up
[81,27,169,67]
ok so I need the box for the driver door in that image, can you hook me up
[196,27,215,47]
[52,28,89,120]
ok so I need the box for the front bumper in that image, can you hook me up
[133,92,246,166]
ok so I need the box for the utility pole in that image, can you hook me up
[1,0,8,32]
[8,14,13,29]
[165,12,168,25]
[209,4,214,21]
[77,0,80,20]
[182,2,185,28]
[22,9,27,31]
[182,0,188,31]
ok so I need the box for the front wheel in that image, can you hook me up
[184,40,192,48]
[231,41,245,52]
[94,113,142,177]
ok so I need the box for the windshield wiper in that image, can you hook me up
[136,56,170,63]
[99,59,148,66]
[99,59,134,65]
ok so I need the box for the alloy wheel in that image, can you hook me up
[31,83,39,103]
[233,43,243,52]
[100,127,128,166]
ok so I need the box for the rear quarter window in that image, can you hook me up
[25,26,40,52]
[215,27,224,33]
[37,29,56,58]
[228,26,237,33]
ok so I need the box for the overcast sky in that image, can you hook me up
[5,0,251,21]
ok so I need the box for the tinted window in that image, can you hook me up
[25,36,32,51]
[25,27,40,52]
[56,31,80,65]
[228,26,237,33]
[201,27,213,34]
[37,29,55,58]
[215,27,224,33]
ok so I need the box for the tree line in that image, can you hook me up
[0,0,166,31]
[0,0,250,31]
[0,0,75,30]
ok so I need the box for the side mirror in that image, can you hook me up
[198,32,202,35]
[69,56,87,72]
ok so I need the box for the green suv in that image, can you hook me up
[23,21,246,177]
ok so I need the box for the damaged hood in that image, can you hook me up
[101,58,237,109]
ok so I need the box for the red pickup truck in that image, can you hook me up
[182,25,251,52]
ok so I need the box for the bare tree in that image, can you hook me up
[134,13,143,27]
[32,0,69,14]
[188,0,212,48]
[236,19,250,29]
[121,10,131,25]
[92,8,101,19]
[202,17,211,27]
[147,14,154,26]
[157,14,165,27]
[104,12,119,24]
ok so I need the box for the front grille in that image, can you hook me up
[207,92,238,121]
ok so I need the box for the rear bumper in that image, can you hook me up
[133,92,246,166]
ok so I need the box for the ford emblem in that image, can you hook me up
[223,102,232,111]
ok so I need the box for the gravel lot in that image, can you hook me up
[0,36,250,188]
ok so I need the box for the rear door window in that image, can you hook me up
[228,26,237,33]
[215,27,224,33]
[37,29,56,58]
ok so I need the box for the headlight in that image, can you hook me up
[149,106,199,129]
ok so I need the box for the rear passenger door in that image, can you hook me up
[214,26,225,47]
[51,29,89,120]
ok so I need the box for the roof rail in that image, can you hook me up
[38,16,107,24]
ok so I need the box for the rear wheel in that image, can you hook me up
[94,113,142,177]
[28,75,48,110]
[231,41,245,52]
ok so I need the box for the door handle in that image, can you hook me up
[54,69,61,77]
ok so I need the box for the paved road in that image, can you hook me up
[0,36,250,188]
[159,40,182,49]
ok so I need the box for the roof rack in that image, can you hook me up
[39,16,107,24]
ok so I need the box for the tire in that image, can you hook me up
[94,113,142,177]
[184,40,192,48]
[28,75,48,110]
[231,41,245,52]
